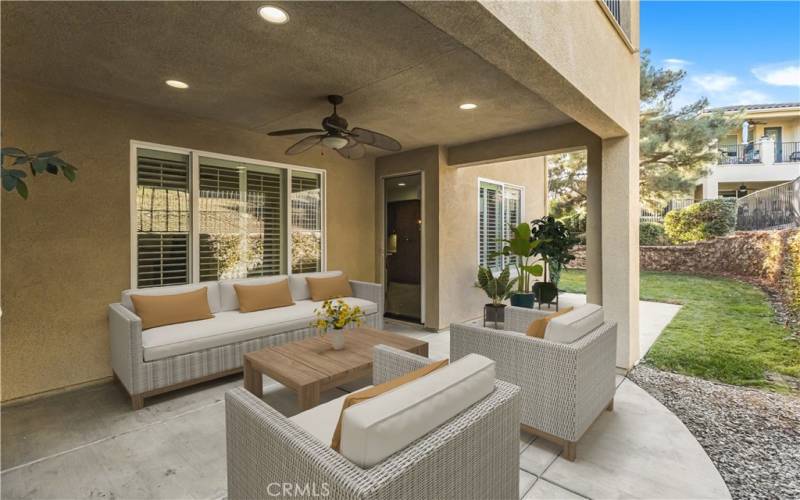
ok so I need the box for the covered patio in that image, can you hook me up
[0,1,727,499]
[1,312,728,499]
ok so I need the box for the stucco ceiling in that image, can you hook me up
[1,1,572,156]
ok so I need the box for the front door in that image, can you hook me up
[384,174,422,323]
[764,127,783,162]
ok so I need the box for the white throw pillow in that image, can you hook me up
[288,271,344,301]
[218,275,289,311]
[339,354,496,468]
[544,303,604,344]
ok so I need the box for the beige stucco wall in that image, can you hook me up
[0,80,376,402]
[478,0,639,136]
[437,157,547,329]
[374,146,440,330]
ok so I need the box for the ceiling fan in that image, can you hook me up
[267,95,401,160]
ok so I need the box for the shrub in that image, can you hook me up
[664,199,736,244]
[639,221,668,246]
[558,211,586,235]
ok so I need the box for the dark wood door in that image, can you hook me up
[386,200,421,285]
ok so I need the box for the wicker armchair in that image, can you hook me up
[225,345,521,500]
[450,306,617,461]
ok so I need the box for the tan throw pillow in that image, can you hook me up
[130,288,214,330]
[526,306,574,338]
[331,358,449,451]
[306,274,353,302]
[233,280,295,313]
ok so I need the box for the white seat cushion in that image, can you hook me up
[141,297,377,361]
[289,355,495,468]
[122,283,222,314]
[289,386,373,445]
[336,354,495,468]
[218,275,289,311]
[544,303,604,344]
[288,271,344,301]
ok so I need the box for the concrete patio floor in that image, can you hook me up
[1,298,729,500]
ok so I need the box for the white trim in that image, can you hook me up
[476,177,526,270]
[190,152,200,283]
[129,139,326,287]
[379,170,426,326]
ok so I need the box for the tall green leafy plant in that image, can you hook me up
[530,216,577,286]
[496,222,544,293]
[1,148,77,199]
[476,266,518,306]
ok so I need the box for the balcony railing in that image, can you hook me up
[717,141,800,165]
[776,142,800,163]
[717,143,760,164]
[603,0,622,26]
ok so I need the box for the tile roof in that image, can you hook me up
[710,102,800,112]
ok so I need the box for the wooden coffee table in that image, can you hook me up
[243,327,429,410]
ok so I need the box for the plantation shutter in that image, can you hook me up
[291,171,322,273]
[198,163,241,281]
[479,181,503,270]
[135,149,191,288]
[246,169,285,277]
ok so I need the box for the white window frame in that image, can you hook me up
[476,177,525,271]
[130,140,327,288]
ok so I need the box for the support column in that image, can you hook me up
[601,136,640,369]
[585,144,603,305]
[702,174,718,200]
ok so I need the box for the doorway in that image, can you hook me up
[383,173,423,323]
[764,127,782,162]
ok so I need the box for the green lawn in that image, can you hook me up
[559,269,800,393]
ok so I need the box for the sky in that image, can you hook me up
[641,1,800,108]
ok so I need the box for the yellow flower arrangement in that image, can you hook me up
[312,299,364,332]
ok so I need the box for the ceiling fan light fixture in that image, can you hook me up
[258,5,289,24]
[459,102,478,110]
[322,136,349,150]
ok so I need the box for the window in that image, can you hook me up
[135,149,191,288]
[478,179,523,271]
[291,171,323,273]
[132,143,324,288]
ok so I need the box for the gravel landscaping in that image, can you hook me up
[629,364,800,500]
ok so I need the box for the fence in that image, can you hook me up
[640,198,697,223]
[735,178,800,231]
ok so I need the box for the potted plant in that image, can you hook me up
[530,216,578,306]
[476,265,518,327]
[495,222,544,308]
[312,299,365,350]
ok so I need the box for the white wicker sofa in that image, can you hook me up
[108,271,382,409]
[225,345,521,500]
[450,304,617,461]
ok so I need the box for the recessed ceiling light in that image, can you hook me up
[258,5,289,24]
[397,182,407,187]
[459,103,478,110]
[165,80,189,89]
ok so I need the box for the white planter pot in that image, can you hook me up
[330,329,346,350]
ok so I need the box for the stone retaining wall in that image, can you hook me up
[570,228,797,286]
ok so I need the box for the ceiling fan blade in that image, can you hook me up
[349,127,402,152]
[336,141,365,160]
[285,135,325,155]
[268,128,325,136]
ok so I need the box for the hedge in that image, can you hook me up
[640,221,668,246]
[664,199,736,243]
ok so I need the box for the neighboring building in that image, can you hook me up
[1,1,640,403]
[696,103,800,200]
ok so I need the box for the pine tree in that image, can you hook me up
[639,50,740,208]
[547,50,741,214]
